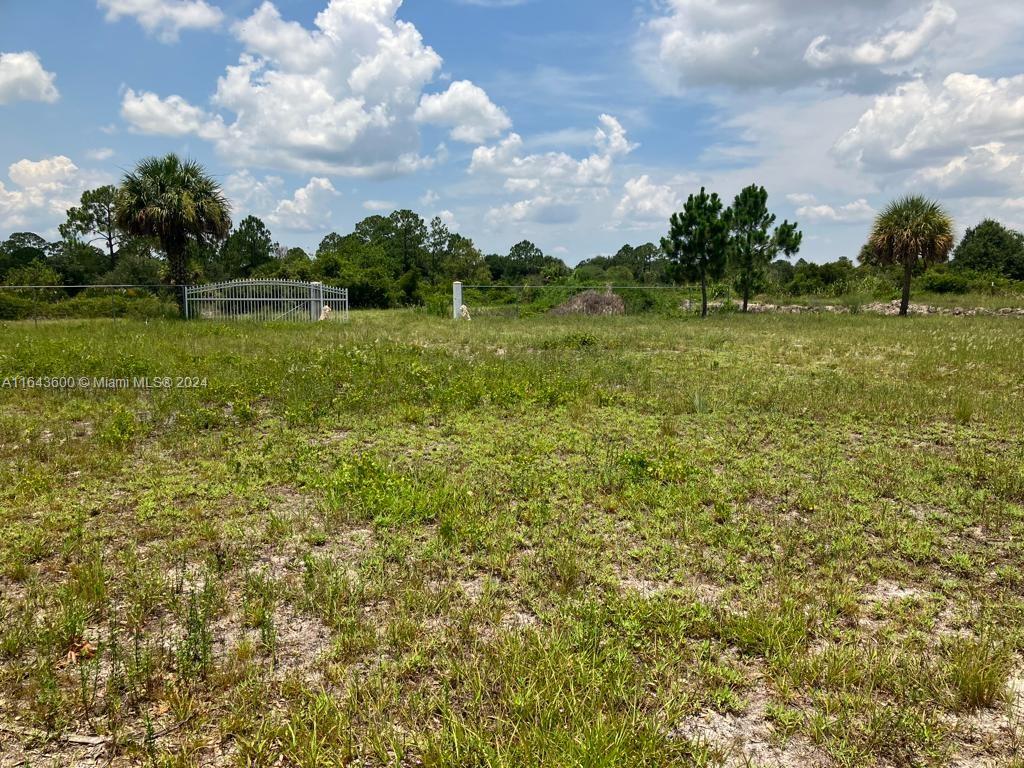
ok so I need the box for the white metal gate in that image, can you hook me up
[184,279,349,322]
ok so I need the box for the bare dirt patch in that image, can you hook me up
[614,565,727,605]
[861,579,927,604]
[673,687,827,768]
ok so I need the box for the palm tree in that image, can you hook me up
[867,196,954,317]
[116,154,231,316]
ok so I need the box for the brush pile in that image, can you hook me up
[550,289,626,316]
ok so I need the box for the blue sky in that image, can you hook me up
[2,0,1023,265]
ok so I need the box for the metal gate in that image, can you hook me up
[184,279,349,322]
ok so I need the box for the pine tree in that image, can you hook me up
[727,185,802,312]
[661,188,730,317]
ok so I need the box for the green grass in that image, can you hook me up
[1,311,1023,766]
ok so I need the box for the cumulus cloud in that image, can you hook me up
[834,73,1024,171]
[471,115,633,187]
[97,0,224,42]
[8,156,78,192]
[0,51,59,105]
[268,177,338,231]
[805,2,956,70]
[613,175,681,226]
[224,170,284,218]
[121,88,226,139]
[437,209,459,230]
[119,0,507,178]
[910,143,1024,197]
[636,0,958,93]
[486,197,581,226]
[223,171,338,232]
[0,156,110,233]
[788,193,875,222]
[415,80,512,143]
[473,115,635,226]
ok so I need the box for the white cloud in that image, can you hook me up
[267,177,338,231]
[415,80,512,143]
[121,88,226,139]
[636,0,959,93]
[8,156,78,189]
[786,193,817,206]
[86,148,115,161]
[224,170,284,218]
[225,171,340,232]
[362,199,396,212]
[473,115,635,227]
[438,209,459,230]
[805,2,956,70]
[0,156,111,234]
[834,73,1024,171]
[97,0,224,43]
[420,189,439,206]
[119,0,507,178]
[486,196,581,226]
[613,175,681,226]
[0,51,59,105]
[910,142,1024,197]
[789,194,875,222]
[471,115,633,187]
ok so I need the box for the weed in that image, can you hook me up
[2,312,1023,764]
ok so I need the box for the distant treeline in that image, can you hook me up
[3,182,1024,314]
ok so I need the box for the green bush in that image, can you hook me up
[322,266,398,309]
[0,292,178,320]
[0,292,33,320]
[921,268,971,294]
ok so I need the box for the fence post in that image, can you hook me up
[452,281,463,320]
[310,281,323,321]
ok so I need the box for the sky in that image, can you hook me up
[1,0,1023,265]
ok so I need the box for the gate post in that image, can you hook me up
[310,281,323,321]
[452,281,463,320]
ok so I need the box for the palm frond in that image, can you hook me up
[868,195,955,267]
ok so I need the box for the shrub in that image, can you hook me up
[0,292,33,320]
[0,291,178,321]
[920,267,971,294]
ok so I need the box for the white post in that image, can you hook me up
[453,281,463,320]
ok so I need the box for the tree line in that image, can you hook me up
[2,153,1023,318]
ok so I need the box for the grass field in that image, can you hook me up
[1,312,1023,767]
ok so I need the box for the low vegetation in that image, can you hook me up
[3,154,1024,322]
[1,311,1022,766]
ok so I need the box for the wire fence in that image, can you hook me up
[1,281,353,323]
[3,281,717,322]
[451,283,710,318]
[0,284,183,322]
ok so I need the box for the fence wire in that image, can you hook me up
[1,281,350,323]
[454,284,706,318]
[0,284,182,322]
